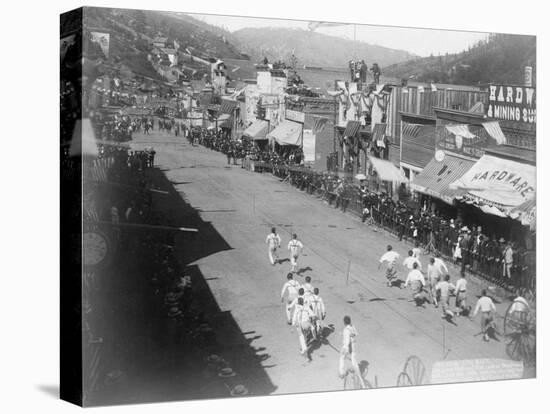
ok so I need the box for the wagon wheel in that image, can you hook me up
[396,372,413,387]
[505,317,536,365]
[403,355,426,386]
[503,304,534,336]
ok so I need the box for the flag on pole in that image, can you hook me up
[482,121,507,145]
[445,124,476,139]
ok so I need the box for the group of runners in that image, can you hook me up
[269,223,508,390]
[379,244,503,341]
[267,227,365,385]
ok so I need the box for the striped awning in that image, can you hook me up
[344,120,361,137]
[410,153,476,204]
[220,99,238,114]
[511,197,536,227]
[372,123,386,142]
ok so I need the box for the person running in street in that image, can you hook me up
[302,276,314,299]
[403,250,422,271]
[435,274,456,319]
[434,253,449,276]
[454,274,469,316]
[288,233,304,274]
[404,262,426,305]
[427,258,440,307]
[309,288,326,339]
[472,289,497,341]
[292,297,314,358]
[338,316,366,388]
[379,245,400,287]
[281,273,301,324]
[266,227,282,265]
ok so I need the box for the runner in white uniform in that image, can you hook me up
[266,227,282,266]
[309,288,326,338]
[293,297,315,357]
[379,245,400,287]
[281,273,301,324]
[288,233,304,274]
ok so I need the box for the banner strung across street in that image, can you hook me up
[486,84,536,124]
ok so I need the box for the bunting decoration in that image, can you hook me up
[482,121,507,145]
[445,124,476,139]
[402,123,423,138]
[312,116,330,135]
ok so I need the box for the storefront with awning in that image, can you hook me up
[399,112,437,181]
[450,154,536,225]
[366,155,407,195]
[266,120,302,146]
[368,156,407,182]
[216,113,233,130]
[242,119,269,141]
[220,99,238,114]
[410,152,476,205]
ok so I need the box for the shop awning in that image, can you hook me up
[217,113,232,129]
[410,153,476,204]
[344,120,361,137]
[511,197,536,228]
[243,119,269,140]
[267,120,302,146]
[220,99,238,114]
[372,123,386,143]
[368,156,407,182]
[450,154,536,209]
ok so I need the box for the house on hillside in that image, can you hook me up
[161,48,178,66]
[153,37,168,48]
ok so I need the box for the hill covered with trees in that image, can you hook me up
[230,27,417,69]
[383,33,536,86]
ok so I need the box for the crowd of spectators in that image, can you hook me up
[187,126,535,295]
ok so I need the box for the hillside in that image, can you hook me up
[230,27,417,69]
[383,33,536,86]
[83,8,246,80]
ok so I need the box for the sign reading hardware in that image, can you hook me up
[486,85,536,124]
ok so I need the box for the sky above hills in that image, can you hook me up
[193,13,489,57]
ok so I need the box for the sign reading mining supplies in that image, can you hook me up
[486,84,536,124]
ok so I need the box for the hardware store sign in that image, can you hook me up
[486,84,536,124]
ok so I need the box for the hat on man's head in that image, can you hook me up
[499,237,506,243]
[167,306,182,317]
[461,226,469,232]
[218,367,236,378]
[230,384,249,397]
